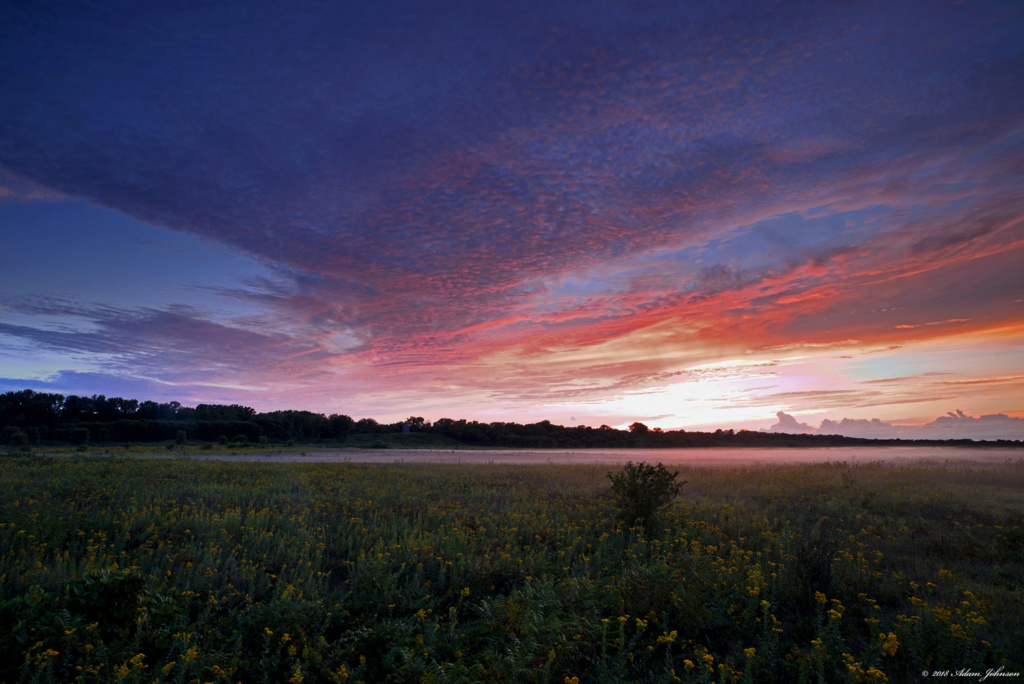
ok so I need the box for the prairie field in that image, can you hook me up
[1,453,1022,683]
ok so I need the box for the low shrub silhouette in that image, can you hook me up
[608,461,686,535]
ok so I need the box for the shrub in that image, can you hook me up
[175,429,187,445]
[66,568,150,635]
[7,430,29,450]
[70,427,90,445]
[608,461,686,535]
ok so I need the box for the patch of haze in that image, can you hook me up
[182,446,1022,467]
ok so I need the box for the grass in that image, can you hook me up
[0,454,1021,683]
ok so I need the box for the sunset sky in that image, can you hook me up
[1,1,1022,438]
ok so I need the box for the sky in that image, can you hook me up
[1,0,1023,438]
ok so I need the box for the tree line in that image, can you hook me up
[1,389,1019,449]
[0,389,354,446]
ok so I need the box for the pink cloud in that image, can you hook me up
[769,410,1024,441]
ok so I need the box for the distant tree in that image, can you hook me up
[608,461,686,536]
[158,401,182,421]
[0,389,63,429]
[70,427,90,445]
[8,430,30,451]
[24,426,40,445]
[196,403,256,422]
[136,401,160,420]
[628,422,649,434]
[405,416,427,431]
[355,417,379,433]
[62,395,94,422]
[432,418,455,432]
[328,414,354,441]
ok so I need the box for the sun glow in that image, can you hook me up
[531,323,1024,432]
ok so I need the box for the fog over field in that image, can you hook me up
[191,446,1023,467]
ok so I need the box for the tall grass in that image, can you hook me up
[1,455,1021,682]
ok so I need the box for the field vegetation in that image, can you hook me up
[1,454,1022,683]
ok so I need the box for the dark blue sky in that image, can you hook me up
[1,0,1023,435]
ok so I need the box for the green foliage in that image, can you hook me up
[0,457,1021,683]
[70,427,90,445]
[65,568,149,633]
[608,461,686,534]
[174,429,187,445]
[7,430,29,450]
[24,426,40,445]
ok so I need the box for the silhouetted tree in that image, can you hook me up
[328,414,354,441]
[355,417,379,433]
[608,461,686,536]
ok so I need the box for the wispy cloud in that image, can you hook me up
[0,0,1021,427]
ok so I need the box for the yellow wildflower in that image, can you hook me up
[881,632,898,657]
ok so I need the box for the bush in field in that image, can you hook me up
[7,430,30,452]
[70,427,90,445]
[608,461,685,534]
